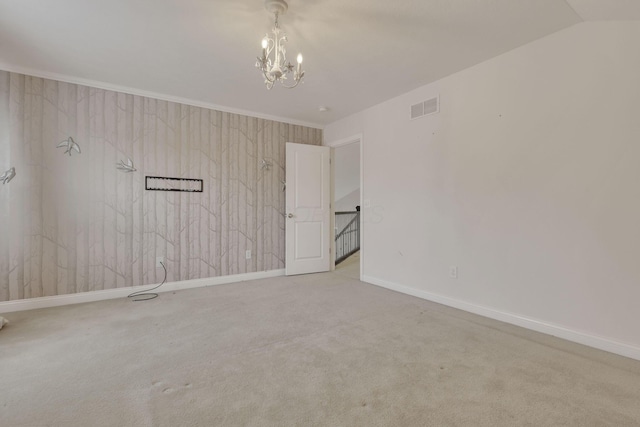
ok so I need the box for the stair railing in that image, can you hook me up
[335,211,360,265]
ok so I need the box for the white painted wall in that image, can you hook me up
[324,21,640,358]
[335,188,360,212]
[334,142,360,211]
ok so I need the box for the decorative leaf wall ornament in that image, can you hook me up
[117,157,136,173]
[261,159,272,170]
[0,167,16,184]
[57,137,81,156]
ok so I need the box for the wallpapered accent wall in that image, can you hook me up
[0,71,322,302]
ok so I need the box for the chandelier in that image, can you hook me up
[255,0,305,90]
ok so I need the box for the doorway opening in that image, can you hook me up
[330,136,362,279]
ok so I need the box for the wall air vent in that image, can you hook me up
[410,95,439,120]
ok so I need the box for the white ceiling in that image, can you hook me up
[0,1,637,127]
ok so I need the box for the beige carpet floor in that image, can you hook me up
[1,255,640,426]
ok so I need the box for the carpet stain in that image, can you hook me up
[152,380,192,394]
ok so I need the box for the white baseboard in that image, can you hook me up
[362,275,640,362]
[0,269,285,314]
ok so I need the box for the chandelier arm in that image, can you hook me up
[279,78,301,89]
[267,38,275,56]
[278,40,287,64]
[262,69,276,83]
[272,27,282,66]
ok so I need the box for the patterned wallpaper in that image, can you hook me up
[0,71,322,302]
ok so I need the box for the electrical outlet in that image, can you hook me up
[245,250,251,260]
[156,256,164,268]
[449,266,458,279]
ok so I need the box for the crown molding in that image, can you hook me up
[0,63,323,130]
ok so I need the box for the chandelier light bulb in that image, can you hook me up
[297,53,303,64]
[262,38,268,49]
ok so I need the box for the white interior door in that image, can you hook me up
[285,142,331,275]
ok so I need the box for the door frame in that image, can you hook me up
[325,134,363,280]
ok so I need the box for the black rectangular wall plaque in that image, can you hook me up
[145,176,203,192]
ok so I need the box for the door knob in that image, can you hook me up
[287,213,294,218]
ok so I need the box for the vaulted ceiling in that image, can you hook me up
[1,1,639,127]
